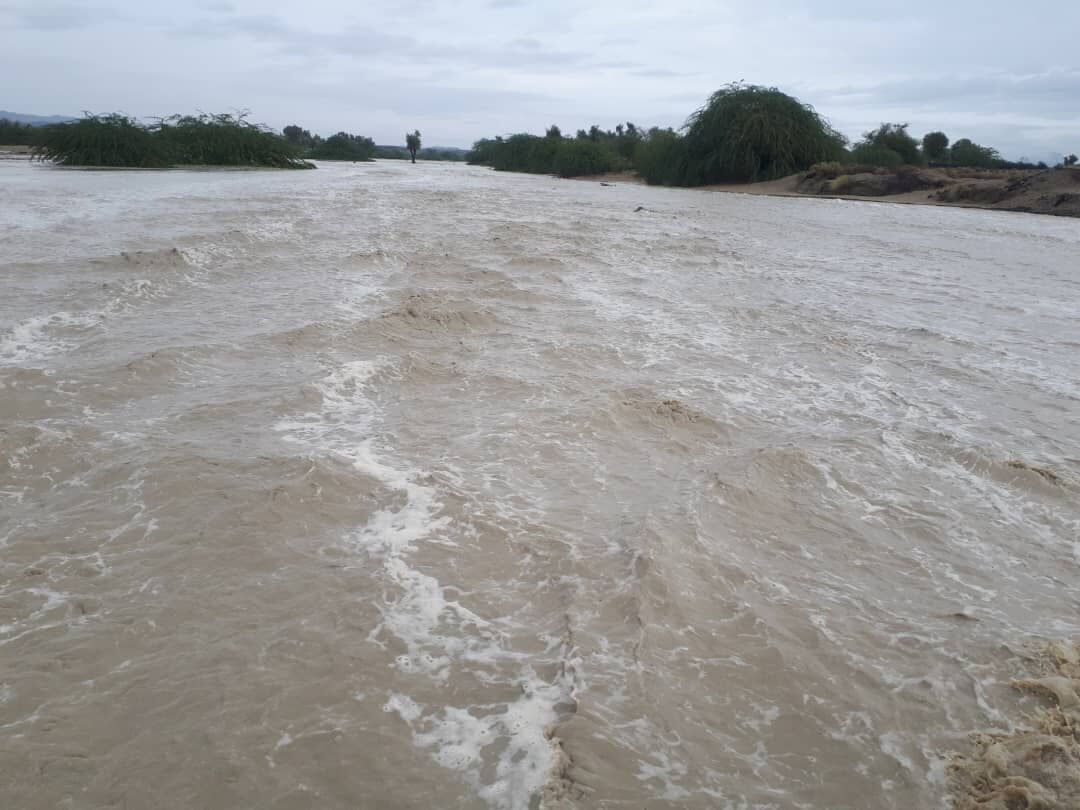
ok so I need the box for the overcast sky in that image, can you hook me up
[2,0,1078,160]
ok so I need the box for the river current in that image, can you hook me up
[1,159,1078,809]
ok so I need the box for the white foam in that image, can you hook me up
[0,310,99,365]
[636,751,691,800]
[278,359,573,809]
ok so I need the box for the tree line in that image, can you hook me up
[281,125,463,163]
[17,114,452,168]
[466,84,1079,184]
[33,113,312,169]
[0,118,51,146]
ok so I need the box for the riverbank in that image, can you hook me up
[575,166,1080,218]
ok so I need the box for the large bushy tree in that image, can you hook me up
[922,131,949,163]
[950,138,1002,168]
[856,123,922,166]
[681,83,847,183]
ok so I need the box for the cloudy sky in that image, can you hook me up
[2,0,1078,160]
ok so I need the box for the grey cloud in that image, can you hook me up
[2,0,1077,156]
[631,68,697,79]
[176,14,416,60]
[819,71,1080,120]
[13,2,123,30]
[177,12,589,70]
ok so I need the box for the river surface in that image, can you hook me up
[1,159,1079,809]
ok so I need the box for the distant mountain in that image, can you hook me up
[0,110,77,126]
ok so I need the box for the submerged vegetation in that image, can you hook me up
[35,113,312,168]
[468,82,1063,185]
[36,115,172,168]
[29,112,465,168]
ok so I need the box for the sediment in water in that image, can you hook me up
[949,642,1080,809]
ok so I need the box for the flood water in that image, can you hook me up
[2,159,1079,809]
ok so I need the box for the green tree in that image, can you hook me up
[546,124,562,139]
[849,143,905,167]
[634,128,689,186]
[405,130,421,163]
[309,132,375,161]
[551,139,617,177]
[283,124,315,148]
[681,83,847,184]
[922,131,949,163]
[1065,154,1078,167]
[0,118,44,145]
[858,123,922,165]
[950,138,1002,168]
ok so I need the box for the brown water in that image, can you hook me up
[1,159,1078,809]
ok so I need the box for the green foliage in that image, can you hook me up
[857,123,922,165]
[1064,154,1078,167]
[848,143,905,168]
[406,130,422,162]
[922,131,949,163]
[158,114,310,168]
[551,139,618,177]
[950,138,1002,168]
[308,132,375,161]
[681,84,847,183]
[466,137,502,165]
[35,113,312,168]
[571,122,642,161]
[467,132,622,177]
[283,124,317,149]
[634,128,689,185]
[465,84,1028,185]
[34,114,173,168]
[0,118,48,145]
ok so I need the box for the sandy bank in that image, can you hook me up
[574,167,1080,219]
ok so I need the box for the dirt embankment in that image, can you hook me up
[789,164,1080,218]
[576,165,1080,218]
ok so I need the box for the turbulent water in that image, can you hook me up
[1,159,1079,809]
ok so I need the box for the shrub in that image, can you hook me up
[857,123,923,165]
[34,114,173,168]
[35,113,312,169]
[309,132,375,161]
[634,129,689,185]
[848,143,905,167]
[950,138,1002,168]
[467,133,619,176]
[551,139,618,177]
[158,113,310,168]
[0,118,49,146]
